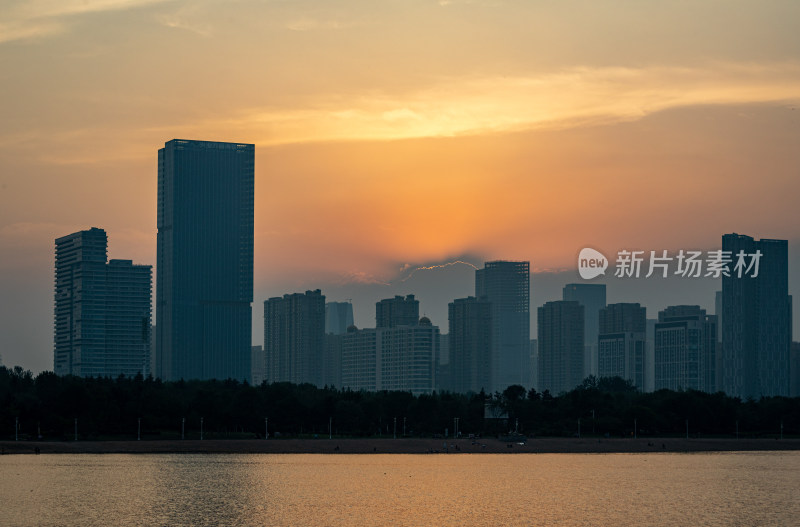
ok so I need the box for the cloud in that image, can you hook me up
[0,19,64,43]
[0,0,170,44]
[175,61,800,145]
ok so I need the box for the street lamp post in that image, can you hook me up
[74,418,78,441]
[200,417,204,440]
[393,417,397,439]
[137,418,141,441]
[265,417,268,439]
[181,417,185,440]
[15,417,18,441]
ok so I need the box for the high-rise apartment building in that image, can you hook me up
[54,228,151,377]
[476,261,530,391]
[156,139,254,381]
[341,318,439,395]
[264,290,326,386]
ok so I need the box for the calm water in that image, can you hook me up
[2,452,799,526]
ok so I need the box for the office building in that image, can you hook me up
[654,305,717,392]
[563,283,606,378]
[264,290,326,386]
[598,303,646,389]
[721,234,791,397]
[156,139,254,381]
[448,297,492,394]
[54,228,151,377]
[538,300,584,395]
[476,261,530,391]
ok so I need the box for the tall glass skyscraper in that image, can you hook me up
[54,228,152,377]
[156,139,254,381]
[721,233,791,397]
[476,261,530,391]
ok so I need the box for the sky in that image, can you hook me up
[1,0,799,373]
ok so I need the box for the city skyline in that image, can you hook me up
[25,225,800,378]
[3,3,800,525]
[2,1,800,373]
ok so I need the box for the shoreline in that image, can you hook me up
[2,437,799,455]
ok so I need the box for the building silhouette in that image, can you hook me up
[54,228,151,377]
[721,234,791,397]
[322,301,353,387]
[437,332,450,392]
[323,333,343,388]
[476,261,530,391]
[376,295,419,328]
[645,318,656,392]
[325,301,354,335]
[563,283,606,378]
[714,290,723,391]
[598,303,646,390]
[156,139,254,382]
[538,300,584,395]
[341,326,378,392]
[655,305,717,392]
[379,317,439,395]
[448,297,492,394]
[342,321,439,395]
[791,342,800,397]
[251,345,265,386]
[264,290,326,386]
[530,339,538,390]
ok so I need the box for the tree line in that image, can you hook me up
[1,366,798,441]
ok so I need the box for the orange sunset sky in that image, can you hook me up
[1,0,799,372]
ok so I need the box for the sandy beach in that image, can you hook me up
[2,437,799,455]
